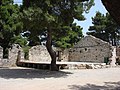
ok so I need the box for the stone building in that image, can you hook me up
[68,35,112,63]
[0,46,3,66]
[116,47,120,57]
[0,36,113,67]
[116,46,120,64]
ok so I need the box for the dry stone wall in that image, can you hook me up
[116,47,120,57]
[0,36,114,67]
[57,49,69,62]
[0,44,22,67]
[29,45,51,62]
[0,46,3,66]
[68,36,112,63]
[9,44,22,66]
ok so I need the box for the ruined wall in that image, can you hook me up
[0,36,113,67]
[0,46,3,66]
[9,44,22,66]
[28,46,69,62]
[69,36,112,63]
[58,49,69,62]
[0,44,22,67]
[69,45,111,63]
[29,45,51,62]
[0,46,10,67]
[116,47,120,57]
[27,36,112,63]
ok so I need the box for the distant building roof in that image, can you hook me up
[74,35,111,48]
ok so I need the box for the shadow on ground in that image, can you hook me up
[68,81,120,90]
[0,67,72,79]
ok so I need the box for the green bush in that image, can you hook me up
[23,46,31,60]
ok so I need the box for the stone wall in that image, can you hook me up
[69,45,111,63]
[0,46,9,67]
[116,47,120,57]
[68,36,112,63]
[57,49,69,62]
[0,46,3,66]
[29,45,51,62]
[0,44,22,67]
[9,44,22,66]
[54,39,111,63]
[0,36,113,67]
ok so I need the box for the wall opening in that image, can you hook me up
[3,47,8,58]
[80,50,82,53]
[96,56,97,60]
[57,51,62,61]
[24,52,29,60]
[23,46,30,60]
[85,48,87,51]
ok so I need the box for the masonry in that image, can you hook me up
[29,45,51,62]
[0,44,23,67]
[0,36,113,67]
[68,36,112,63]
[0,44,60,67]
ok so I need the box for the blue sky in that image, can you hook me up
[14,0,22,5]
[14,0,107,35]
[74,0,107,35]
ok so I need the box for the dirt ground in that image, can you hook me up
[0,67,120,90]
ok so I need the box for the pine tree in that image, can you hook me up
[22,0,94,70]
[0,0,23,58]
[87,11,120,46]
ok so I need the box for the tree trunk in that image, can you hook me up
[46,27,59,71]
[101,0,120,26]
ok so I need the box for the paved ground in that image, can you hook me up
[0,67,120,90]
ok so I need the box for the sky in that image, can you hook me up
[14,0,107,35]
[74,0,107,35]
[14,0,22,5]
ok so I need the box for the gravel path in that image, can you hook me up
[0,67,120,90]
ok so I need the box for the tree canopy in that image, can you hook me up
[21,0,94,70]
[102,0,120,26]
[87,11,120,46]
[0,0,25,58]
[0,0,94,70]
[53,23,83,48]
